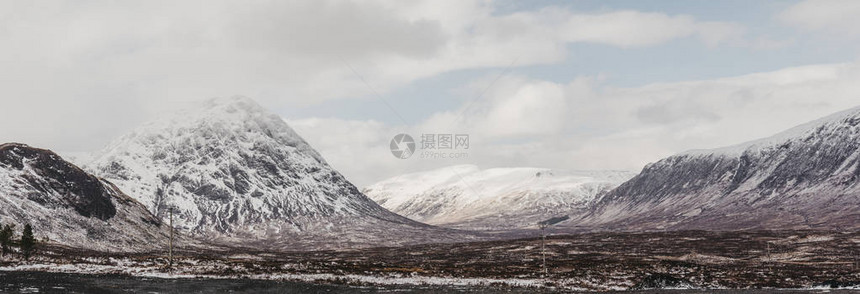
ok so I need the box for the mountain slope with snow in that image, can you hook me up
[86,96,469,249]
[363,165,635,230]
[583,106,860,231]
[0,143,167,251]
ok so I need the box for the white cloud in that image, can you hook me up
[420,76,569,139]
[286,117,414,186]
[294,61,860,186]
[779,0,860,36]
[477,79,567,137]
[555,10,744,47]
[0,0,756,153]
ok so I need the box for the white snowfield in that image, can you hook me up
[363,165,635,229]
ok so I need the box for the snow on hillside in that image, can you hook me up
[0,143,168,252]
[682,105,860,157]
[587,105,860,231]
[86,96,470,248]
[363,165,635,230]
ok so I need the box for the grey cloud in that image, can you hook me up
[779,0,860,37]
[635,101,722,125]
[294,62,860,185]
[227,1,448,60]
[0,0,759,161]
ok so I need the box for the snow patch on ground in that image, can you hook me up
[0,263,581,291]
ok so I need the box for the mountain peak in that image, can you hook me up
[170,96,292,131]
[200,96,267,114]
[99,96,324,164]
[86,96,461,248]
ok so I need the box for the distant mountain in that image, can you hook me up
[0,143,166,251]
[363,165,635,230]
[582,106,860,231]
[87,96,469,249]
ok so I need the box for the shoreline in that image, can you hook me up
[0,263,559,291]
[1,265,859,292]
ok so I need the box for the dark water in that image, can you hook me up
[0,271,532,293]
[0,271,856,293]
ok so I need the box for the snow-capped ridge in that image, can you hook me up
[588,105,860,231]
[364,165,635,230]
[681,104,860,157]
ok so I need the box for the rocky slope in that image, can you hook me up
[87,96,469,249]
[582,106,860,231]
[0,143,167,251]
[363,165,635,230]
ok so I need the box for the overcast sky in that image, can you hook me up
[2,0,860,186]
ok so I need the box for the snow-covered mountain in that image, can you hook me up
[583,106,860,231]
[86,96,468,249]
[363,165,635,230]
[0,143,167,251]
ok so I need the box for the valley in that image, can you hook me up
[1,230,857,292]
[0,97,857,292]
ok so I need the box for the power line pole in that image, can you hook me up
[766,241,772,273]
[541,224,547,277]
[169,208,174,273]
[851,253,860,271]
[536,215,568,279]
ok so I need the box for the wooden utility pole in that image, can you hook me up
[766,242,772,273]
[766,242,770,260]
[541,224,547,276]
[169,208,174,272]
[851,253,860,271]
[536,215,568,279]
